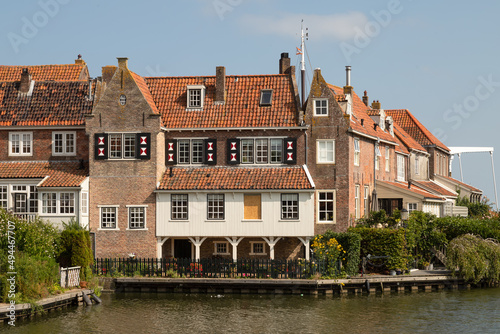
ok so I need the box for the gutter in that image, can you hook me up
[303,164,315,188]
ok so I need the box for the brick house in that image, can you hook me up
[0,58,92,227]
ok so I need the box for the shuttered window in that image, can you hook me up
[244,194,261,220]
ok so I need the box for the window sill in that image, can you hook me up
[317,221,336,224]
[278,219,299,222]
[168,220,189,223]
[316,162,335,165]
[97,228,120,231]
[250,253,267,256]
[186,107,203,111]
[242,219,263,222]
[205,220,226,223]
[126,228,148,231]
[213,253,230,256]
[52,153,77,157]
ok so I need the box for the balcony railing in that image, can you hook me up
[13,213,37,222]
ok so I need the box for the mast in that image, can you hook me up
[300,20,306,109]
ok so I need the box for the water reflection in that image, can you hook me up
[2,288,499,334]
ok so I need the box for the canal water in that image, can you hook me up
[2,288,499,333]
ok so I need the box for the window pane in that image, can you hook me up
[178,140,190,164]
[318,191,334,222]
[11,134,20,154]
[123,134,136,158]
[22,134,31,154]
[207,194,224,220]
[101,207,116,228]
[42,193,57,214]
[260,90,272,105]
[0,186,7,209]
[172,194,188,220]
[241,139,254,163]
[129,207,145,229]
[109,134,122,158]
[189,89,201,107]
[270,139,282,163]
[66,133,75,154]
[192,140,204,164]
[60,193,75,214]
[54,133,63,153]
[281,193,298,219]
[255,139,268,163]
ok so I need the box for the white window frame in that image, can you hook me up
[364,186,369,217]
[177,138,204,165]
[408,203,418,212]
[52,131,76,156]
[40,191,76,215]
[81,191,88,216]
[250,242,267,255]
[317,190,336,223]
[171,194,189,220]
[375,143,381,170]
[314,99,328,116]
[41,193,57,214]
[9,132,33,156]
[207,194,225,220]
[397,154,405,181]
[0,185,7,209]
[213,241,230,255]
[98,205,119,230]
[281,193,299,220]
[415,155,420,175]
[317,140,335,164]
[385,146,390,172]
[354,138,360,166]
[108,133,136,160]
[187,85,205,110]
[60,192,75,214]
[355,185,360,219]
[239,138,284,165]
[127,205,148,230]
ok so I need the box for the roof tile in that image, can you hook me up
[0,64,87,82]
[0,161,88,187]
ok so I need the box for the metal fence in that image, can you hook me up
[93,258,340,279]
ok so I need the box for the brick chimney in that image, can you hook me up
[75,54,85,65]
[371,100,381,109]
[19,68,32,93]
[363,91,369,106]
[117,57,128,70]
[279,52,291,74]
[215,66,226,103]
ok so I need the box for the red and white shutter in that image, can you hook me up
[284,138,297,164]
[136,133,151,160]
[166,139,177,165]
[227,138,240,165]
[204,139,217,165]
[94,133,108,160]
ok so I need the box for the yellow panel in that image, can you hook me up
[244,194,261,220]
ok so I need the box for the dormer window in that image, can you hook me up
[260,90,273,106]
[187,85,205,110]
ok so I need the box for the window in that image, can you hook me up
[260,90,273,106]
[207,194,224,220]
[408,203,418,212]
[364,186,369,217]
[385,146,390,172]
[60,193,75,214]
[81,192,88,215]
[250,242,266,255]
[314,99,328,116]
[281,193,298,220]
[375,143,381,170]
[119,94,126,106]
[171,194,188,220]
[187,85,205,109]
[0,186,7,208]
[318,191,335,223]
[397,155,405,181]
[244,194,261,220]
[129,207,146,229]
[317,140,335,163]
[178,139,204,164]
[355,185,360,219]
[100,207,117,229]
[12,185,37,213]
[9,132,32,156]
[415,156,420,175]
[109,133,136,159]
[240,138,283,164]
[42,193,57,214]
[53,132,76,155]
[214,242,229,255]
[354,138,360,166]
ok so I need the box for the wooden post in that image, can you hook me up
[188,237,207,260]
[157,237,169,259]
[225,237,244,261]
[263,237,281,260]
[298,237,311,260]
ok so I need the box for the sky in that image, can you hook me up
[2,0,500,207]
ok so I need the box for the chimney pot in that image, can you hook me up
[362,90,369,106]
[215,66,226,103]
[361,119,364,126]
[345,65,351,87]
[279,52,291,74]
[374,123,378,130]
[371,100,381,110]
[19,68,32,93]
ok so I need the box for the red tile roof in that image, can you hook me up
[0,161,88,187]
[0,81,93,126]
[131,72,159,114]
[385,109,449,152]
[392,122,427,153]
[411,180,457,197]
[145,74,299,128]
[0,64,88,82]
[379,180,445,200]
[393,134,410,155]
[436,175,482,193]
[329,85,396,144]
[158,166,313,190]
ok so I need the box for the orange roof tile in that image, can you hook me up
[131,72,159,114]
[437,175,482,193]
[385,109,449,152]
[379,180,445,200]
[158,166,313,190]
[411,180,457,197]
[0,81,93,126]
[392,122,427,153]
[0,64,87,82]
[145,74,299,128]
[329,85,396,144]
[0,161,88,187]
[393,134,410,155]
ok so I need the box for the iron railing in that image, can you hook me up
[93,258,340,279]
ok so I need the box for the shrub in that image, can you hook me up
[314,231,361,276]
[446,234,500,284]
[58,219,93,279]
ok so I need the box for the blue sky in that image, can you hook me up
[2,0,500,206]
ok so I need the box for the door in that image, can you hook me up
[174,239,192,259]
[14,193,27,213]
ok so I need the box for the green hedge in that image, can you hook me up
[349,226,408,271]
[58,229,93,269]
[317,231,361,276]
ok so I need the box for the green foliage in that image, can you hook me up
[446,234,500,284]
[58,228,93,271]
[406,211,448,264]
[456,195,491,218]
[357,209,402,228]
[314,231,361,276]
[349,226,409,270]
[435,216,500,241]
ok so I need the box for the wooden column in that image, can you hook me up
[188,237,207,260]
[263,237,281,260]
[156,237,169,258]
[225,237,244,261]
[298,237,311,260]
